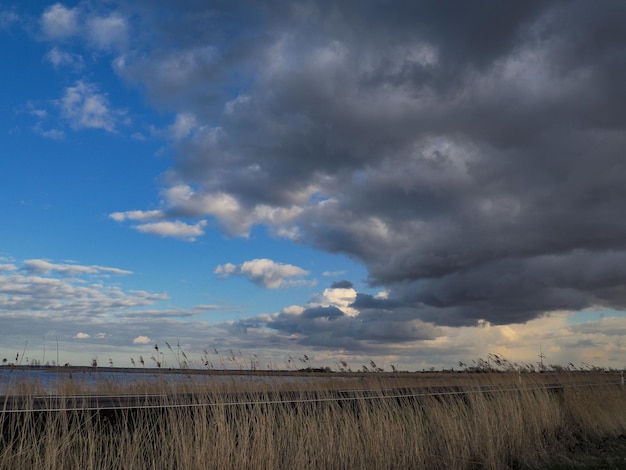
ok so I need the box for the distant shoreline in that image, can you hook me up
[0,364,340,376]
[1,364,620,377]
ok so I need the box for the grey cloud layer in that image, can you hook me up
[238,307,442,352]
[0,260,231,357]
[111,1,626,328]
[1,259,623,369]
[0,266,165,318]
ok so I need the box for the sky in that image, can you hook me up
[1,1,625,371]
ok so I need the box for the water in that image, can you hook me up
[0,367,332,395]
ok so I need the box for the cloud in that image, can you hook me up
[195,304,224,311]
[86,13,128,51]
[1,261,624,369]
[34,125,65,140]
[165,113,198,140]
[159,184,304,237]
[215,258,312,289]
[0,9,19,30]
[330,280,353,289]
[223,278,626,368]
[0,264,17,272]
[116,308,202,319]
[213,263,237,277]
[114,45,221,103]
[23,259,132,276]
[107,1,626,330]
[109,210,164,222]
[25,1,618,368]
[0,264,167,320]
[45,46,83,69]
[40,3,129,53]
[309,285,359,317]
[234,282,441,350]
[132,335,151,344]
[18,101,67,140]
[323,271,347,277]
[40,3,80,39]
[134,219,207,241]
[58,81,126,132]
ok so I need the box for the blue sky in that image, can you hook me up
[1,1,625,370]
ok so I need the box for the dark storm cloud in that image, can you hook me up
[233,303,440,352]
[352,293,398,310]
[116,1,626,330]
[330,280,353,289]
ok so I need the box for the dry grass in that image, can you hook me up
[0,372,624,469]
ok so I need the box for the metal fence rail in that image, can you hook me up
[1,381,622,414]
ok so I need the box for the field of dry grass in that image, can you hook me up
[0,371,624,469]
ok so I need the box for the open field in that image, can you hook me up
[1,370,624,469]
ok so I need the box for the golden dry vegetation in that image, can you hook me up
[0,370,624,469]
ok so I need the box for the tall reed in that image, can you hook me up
[0,373,623,469]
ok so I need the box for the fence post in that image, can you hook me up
[621,370,624,387]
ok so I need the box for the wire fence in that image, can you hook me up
[1,379,623,414]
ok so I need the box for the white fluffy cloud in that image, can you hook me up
[110,183,303,239]
[109,209,206,241]
[40,3,79,39]
[31,5,132,139]
[40,3,128,52]
[310,286,359,317]
[162,184,304,238]
[58,81,124,132]
[45,46,83,69]
[215,258,313,289]
[134,220,207,241]
[132,335,151,344]
[109,210,164,222]
[75,332,90,339]
[86,13,127,50]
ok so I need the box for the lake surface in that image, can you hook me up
[0,367,327,395]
